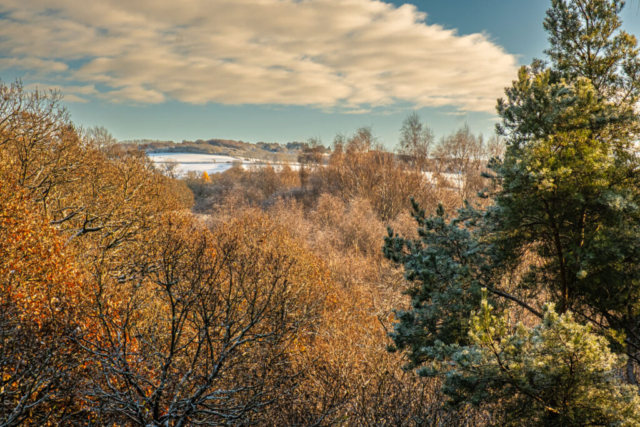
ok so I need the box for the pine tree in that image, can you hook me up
[385,0,640,423]
[438,292,640,426]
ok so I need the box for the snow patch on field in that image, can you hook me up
[147,152,298,175]
[148,153,242,164]
[423,171,464,189]
[148,152,462,189]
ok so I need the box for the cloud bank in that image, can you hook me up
[0,0,519,113]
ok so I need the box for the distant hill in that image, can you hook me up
[119,138,329,163]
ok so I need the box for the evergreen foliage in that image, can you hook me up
[385,0,640,423]
[438,293,640,426]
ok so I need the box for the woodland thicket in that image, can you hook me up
[3,0,640,426]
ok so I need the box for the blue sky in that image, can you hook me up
[1,0,639,148]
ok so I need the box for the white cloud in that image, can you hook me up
[344,109,373,115]
[24,83,98,103]
[99,85,166,104]
[0,0,519,113]
[0,57,68,72]
[63,94,89,103]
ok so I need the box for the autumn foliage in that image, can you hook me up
[0,81,491,425]
[4,0,639,424]
[79,212,329,425]
[0,82,340,425]
[0,172,87,425]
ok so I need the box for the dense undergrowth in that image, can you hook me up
[0,79,492,425]
[178,123,495,426]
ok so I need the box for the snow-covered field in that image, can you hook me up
[148,152,463,189]
[148,152,299,175]
[423,171,464,189]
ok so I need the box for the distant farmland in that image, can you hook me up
[148,152,301,175]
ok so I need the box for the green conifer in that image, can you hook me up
[385,1,640,423]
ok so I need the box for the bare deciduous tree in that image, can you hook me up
[84,126,118,150]
[80,213,327,426]
[398,112,434,171]
[158,159,181,179]
[433,125,487,199]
